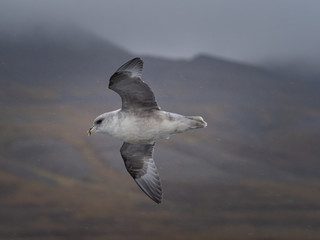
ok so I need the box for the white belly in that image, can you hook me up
[107,111,188,144]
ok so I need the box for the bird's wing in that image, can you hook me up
[120,142,162,204]
[109,58,160,111]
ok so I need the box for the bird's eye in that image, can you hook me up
[95,119,103,125]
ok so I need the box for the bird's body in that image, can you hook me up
[88,57,207,203]
[94,109,206,144]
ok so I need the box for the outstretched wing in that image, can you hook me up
[109,58,160,111]
[120,142,162,204]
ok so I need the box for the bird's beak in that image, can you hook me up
[87,126,96,136]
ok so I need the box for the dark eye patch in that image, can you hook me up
[95,119,103,125]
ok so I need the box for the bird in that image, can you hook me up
[87,57,207,204]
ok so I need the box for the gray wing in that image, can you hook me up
[109,58,160,111]
[120,142,162,204]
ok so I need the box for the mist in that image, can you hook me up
[1,0,320,79]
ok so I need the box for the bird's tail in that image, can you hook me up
[186,116,207,128]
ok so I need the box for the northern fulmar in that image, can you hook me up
[87,57,207,203]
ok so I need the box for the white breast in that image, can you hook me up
[103,110,188,144]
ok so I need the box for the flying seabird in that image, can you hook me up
[87,57,207,203]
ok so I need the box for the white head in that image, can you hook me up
[87,113,109,136]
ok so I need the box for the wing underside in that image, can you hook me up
[120,142,162,204]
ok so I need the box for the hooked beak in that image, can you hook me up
[87,126,96,136]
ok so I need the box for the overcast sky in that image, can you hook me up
[1,0,320,68]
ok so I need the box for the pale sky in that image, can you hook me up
[1,0,320,68]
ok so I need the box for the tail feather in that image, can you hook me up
[187,116,207,128]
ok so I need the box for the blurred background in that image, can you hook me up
[1,0,320,239]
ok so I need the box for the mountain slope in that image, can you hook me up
[0,25,320,240]
[0,25,130,86]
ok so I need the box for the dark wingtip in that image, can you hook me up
[115,57,144,77]
[151,191,162,204]
[150,193,162,204]
[134,177,162,204]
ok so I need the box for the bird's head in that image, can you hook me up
[87,114,106,136]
